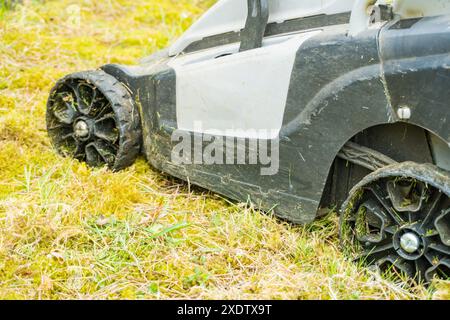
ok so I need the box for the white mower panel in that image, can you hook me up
[170,31,321,139]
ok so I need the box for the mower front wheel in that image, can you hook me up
[46,70,142,171]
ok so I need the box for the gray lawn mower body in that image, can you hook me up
[47,0,450,282]
[102,0,450,224]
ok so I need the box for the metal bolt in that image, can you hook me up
[397,106,411,120]
[74,120,89,138]
[400,232,420,253]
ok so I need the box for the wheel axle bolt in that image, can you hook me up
[400,232,420,253]
[74,120,89,138]
[397,106,411,120]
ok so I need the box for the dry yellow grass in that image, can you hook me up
[0,0,448,300]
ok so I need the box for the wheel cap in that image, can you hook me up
[400,232,420,253]
[74,120,90,138]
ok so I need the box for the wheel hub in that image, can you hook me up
[393,226,426,261]
[74,119,90,139]
[400,232,420,253]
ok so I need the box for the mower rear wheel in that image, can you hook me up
[340,162,450,283]
[46,70,142,171]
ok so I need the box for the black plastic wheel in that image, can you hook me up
[46,70,142,171]
[340,162,450,283]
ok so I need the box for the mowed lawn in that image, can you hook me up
[0,0,448,300]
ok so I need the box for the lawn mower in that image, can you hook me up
[46,0,450,283]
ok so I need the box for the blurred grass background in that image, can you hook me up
[0,0,448,299]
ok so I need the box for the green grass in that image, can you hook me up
[0,0,448,300]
